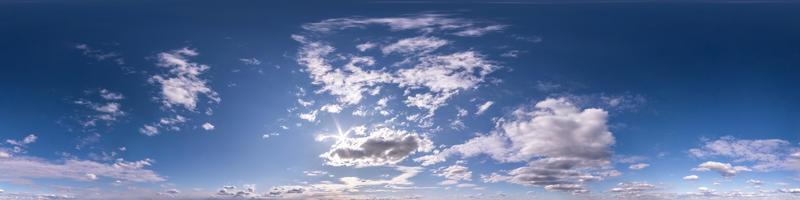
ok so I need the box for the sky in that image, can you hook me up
[1,0,800,199]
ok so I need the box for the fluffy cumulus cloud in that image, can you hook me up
[318,127,433,167]
[420,98,615,193]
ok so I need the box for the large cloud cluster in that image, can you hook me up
[418,98,616,193]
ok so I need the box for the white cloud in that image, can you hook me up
[280,166,423,197]
[395,51,497,94]
[381,36,448,55]
[299,110,318,122]
[689,136,798,172]
[293,40,391,105]
[159,115,188,130]
[297,98,314,107]
[320,104,343,113]
[453,25,507,37]
[355,42,376,52]
[0,156,164,183]
[99,89,124,100]
[73,89,127,128]
[303,170,329,177]
[475,101,494,115]
[150,48,220,111]
[610,182,657,194]
[139,125,159,136]
[747,179,763,185]
[6,134,37,146]
[201,122,215,131]
[403,92,452,117]
[692,161,751,177]
[216,184,259,198]
[293,15,503,124]
[683,175,699,181]
[301,14,479,33]
[434,164,472,185]
[628,163,650,170]
[239,58,261,65]
[318,127,433,167]
[780,188,800,194]
[419,98,614,193]
[75,44,124,65]
[85,173,98,181]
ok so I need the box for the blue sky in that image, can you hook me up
[1,0,800,199]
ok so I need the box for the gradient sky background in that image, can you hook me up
[1,0,800,199]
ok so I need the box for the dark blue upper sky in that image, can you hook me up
[1,1,800,199]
